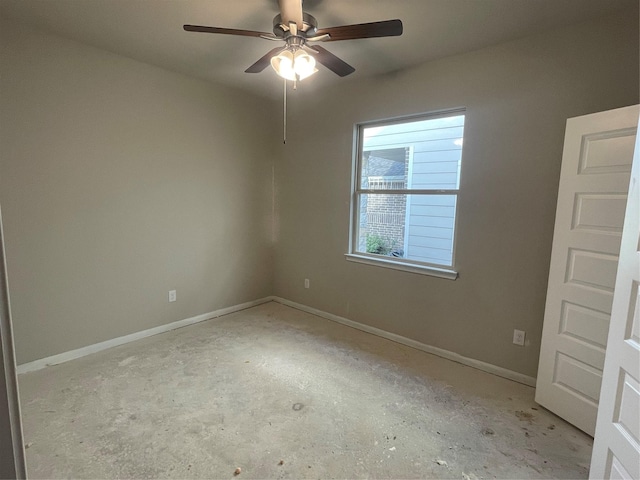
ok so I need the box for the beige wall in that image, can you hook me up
[273,10,639,378]
[0,22,276,364]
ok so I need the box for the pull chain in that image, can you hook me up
[283,78,287,144]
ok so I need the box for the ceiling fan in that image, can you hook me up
[183,0,403,81]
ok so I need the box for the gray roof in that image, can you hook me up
[365,154,405,177]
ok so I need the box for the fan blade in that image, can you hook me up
[315,19,403,42]
[245,47,287,73]
[308,46,355,77]
[183,24,274,38]
[278,0,303,28]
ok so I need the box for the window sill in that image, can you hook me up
[344,254,458,280]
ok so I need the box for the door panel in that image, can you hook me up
[590,111,640,479]
[536,105,639,436]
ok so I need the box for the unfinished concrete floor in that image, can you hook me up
[18,301,592,479]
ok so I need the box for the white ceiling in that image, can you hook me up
[0,0,636,99]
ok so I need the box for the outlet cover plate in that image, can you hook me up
[513,329,525,346]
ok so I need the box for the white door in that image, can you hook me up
[536,105,639,435]
[589,113,640,479]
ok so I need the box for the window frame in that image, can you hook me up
[346,108,466,280]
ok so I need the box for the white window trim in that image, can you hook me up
[344,253,458,280]
[348,108,465,279]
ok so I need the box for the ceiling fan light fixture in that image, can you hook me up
[271,49,317,81]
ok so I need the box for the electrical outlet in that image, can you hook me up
[304,278,310,289]
[513,329,525,346]
[168,290,177,302]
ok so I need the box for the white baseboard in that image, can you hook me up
[18,295,536,387]
[272,296,537,387]
[17,296,274,374]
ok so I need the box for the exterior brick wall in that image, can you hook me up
[366,194,406,249]
[360,148,410,256]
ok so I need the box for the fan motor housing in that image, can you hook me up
[273,13,318,38]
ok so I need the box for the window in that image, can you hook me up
[347,109,465,279]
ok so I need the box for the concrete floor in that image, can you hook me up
[18,301,593,479]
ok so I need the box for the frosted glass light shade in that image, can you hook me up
[271,50,296,80]
[293,51,317,79]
